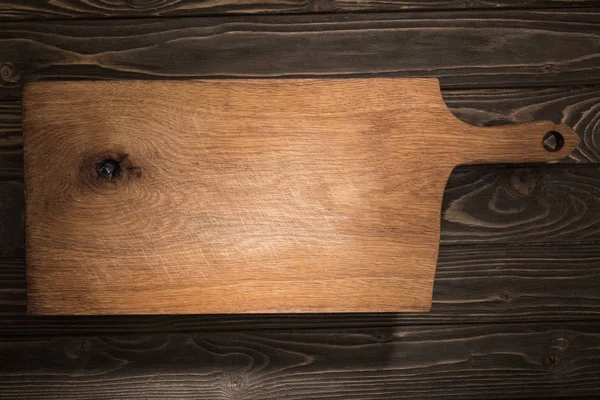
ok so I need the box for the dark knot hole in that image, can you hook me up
[97,158,122,180]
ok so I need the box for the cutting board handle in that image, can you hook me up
[457,120,579,165]
[422,80,580,165]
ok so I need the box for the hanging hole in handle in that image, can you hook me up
[542,131,564,152]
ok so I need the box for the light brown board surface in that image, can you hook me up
[22,78,579,315]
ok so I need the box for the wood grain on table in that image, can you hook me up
[1,0,598,20]
[1,323,600,400]
[1,10,599,100]
[0,0,599,397]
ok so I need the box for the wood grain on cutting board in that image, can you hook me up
[22,78,579,315]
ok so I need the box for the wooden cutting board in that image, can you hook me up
[23,79,579,315]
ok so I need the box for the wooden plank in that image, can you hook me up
[331,0,600,13]
[442,164,600,244]
[23,78,578,315]
[3,242,600,332]
[1,0,598,21]
[1,10,599,100]
[1,322,600,399]
[0,0,312,20]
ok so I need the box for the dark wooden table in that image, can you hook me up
[1,1,600,398]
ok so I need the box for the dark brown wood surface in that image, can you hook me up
[0,0,599,398]
[2,323,600,400]
[2,0,599,20]
[1,9,599,101]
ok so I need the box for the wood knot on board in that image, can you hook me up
[509,168,541,196]
[542,336,569,372]
[0,62,20,83]
[543,354,564,370]
[222,373,248,396]
[82,151,142,189]
[97,158,122,180]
